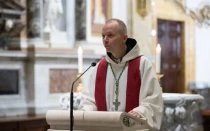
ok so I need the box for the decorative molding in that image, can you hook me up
[0,0,25,38]
[162,99,204,131]
[174,0,186,12]
[189,3,210,27]
[136,0,150,18]
[59,93,82,110]
[174,0,210,27]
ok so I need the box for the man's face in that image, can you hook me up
[101,21,127,53]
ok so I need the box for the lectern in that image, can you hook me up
[46,110,149,131]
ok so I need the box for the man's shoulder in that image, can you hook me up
[132,55,148,61]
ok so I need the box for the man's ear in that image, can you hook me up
[123,34,128,42]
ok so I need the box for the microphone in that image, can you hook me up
[70,62,96,131]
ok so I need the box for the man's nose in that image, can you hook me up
[103,36,108,42]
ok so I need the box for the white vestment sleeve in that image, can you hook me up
[78,65,98,111]
[132,56,163,130]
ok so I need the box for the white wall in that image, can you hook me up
[195,27,210,82]
[112,0,128,24]
[186,0,210,83]
[84,0,128,55]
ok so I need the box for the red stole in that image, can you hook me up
[95,56,141,112]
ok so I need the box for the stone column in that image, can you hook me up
[66,0,76,48]
[7,0,45,49]
[27,0,43,38]
[75,0,86,41]
[27,0,46,47]
[127,0,133,37]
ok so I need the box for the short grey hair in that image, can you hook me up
[105,18,127,35]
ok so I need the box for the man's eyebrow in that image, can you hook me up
[105,31,113,34]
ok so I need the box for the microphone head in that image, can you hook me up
[91,62,97,67]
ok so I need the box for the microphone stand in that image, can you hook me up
[70,63,96,131]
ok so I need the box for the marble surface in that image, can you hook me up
[0,50,102,117]
[50,69,78,93]
[161,93,204,131]
[189,82,210,110]
[163,93,204,103]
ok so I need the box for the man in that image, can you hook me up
[78,18,163,130]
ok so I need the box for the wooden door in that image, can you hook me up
[158,19,184,93]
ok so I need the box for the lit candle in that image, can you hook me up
[77,46,83,73]
[156,44,161,73]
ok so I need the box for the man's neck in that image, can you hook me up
[110,55,121,63]
[111,45,127,59]
[111,54,121,60]
[111,47,127,62]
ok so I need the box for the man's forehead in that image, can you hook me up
[105,21,119,27]
[102,22,119,32]
[102,27,118,34]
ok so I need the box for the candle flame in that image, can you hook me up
[156,44,161,50]
[78,46,83,54]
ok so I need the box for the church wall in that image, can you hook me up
[155,0,195,92]
[186,0,210,83]
[195,27,210,83]
[0,50,101,116]
[66,0,75,48]
[131,0,153,55]
[131,0,196,92]
[83,0,128,55]
[0,57,27,116]
[112,0,128,24]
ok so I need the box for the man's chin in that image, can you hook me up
[106,50,113,53]
[106,48,109,51]
[105,46,112,51]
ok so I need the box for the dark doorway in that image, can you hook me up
[158,19,185,93]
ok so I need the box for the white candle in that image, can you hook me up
[156,44,161,73]
[77,46,83,73]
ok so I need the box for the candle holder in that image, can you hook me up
[156,73,164,81]
[156,73,164,93]
[76,73,84,93]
